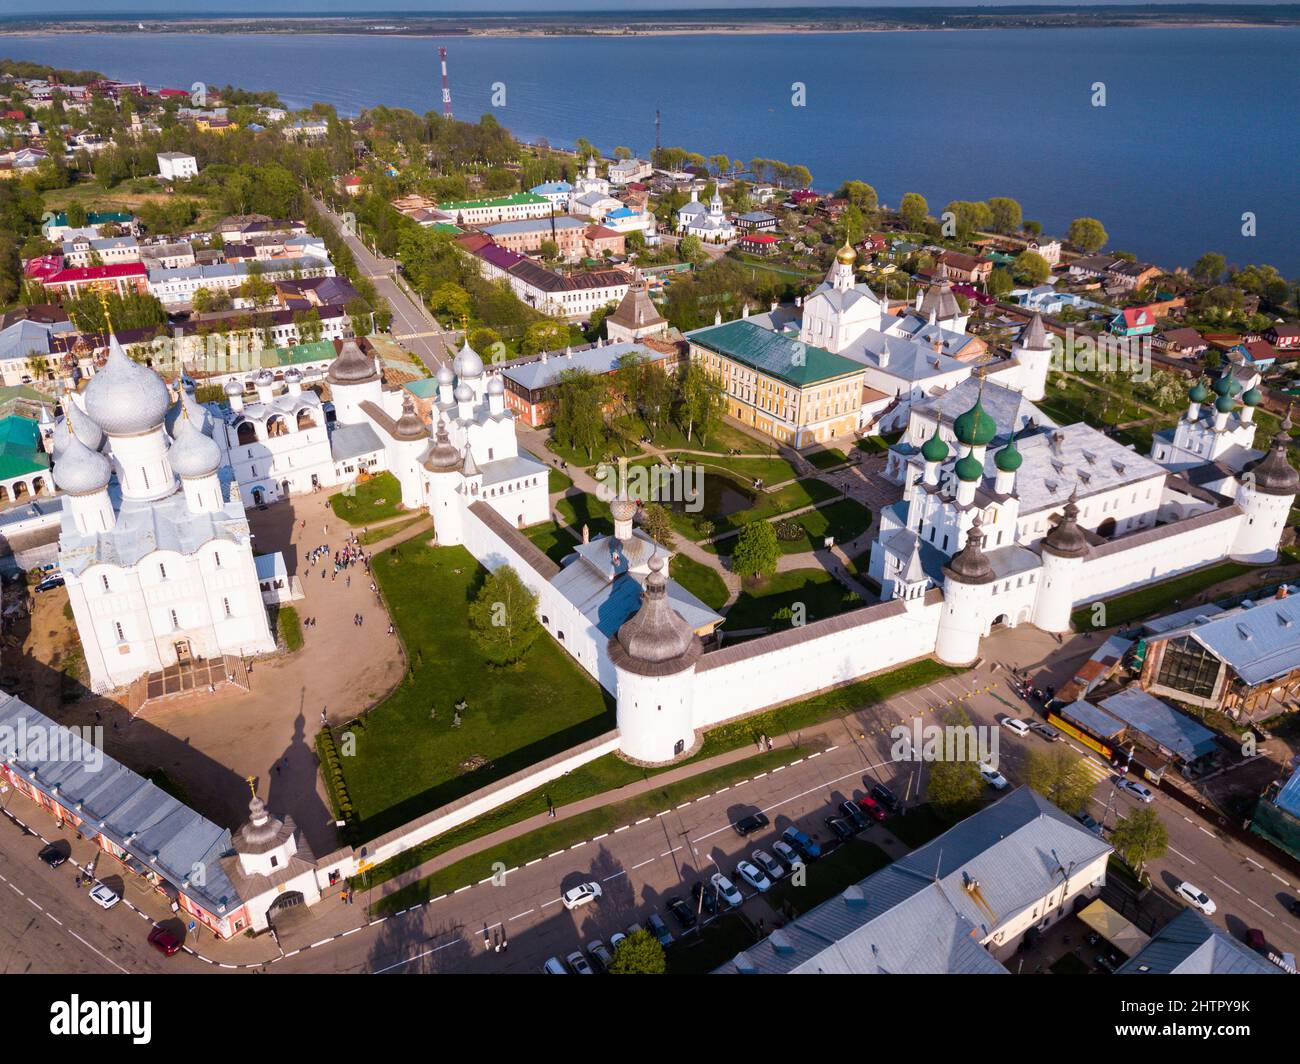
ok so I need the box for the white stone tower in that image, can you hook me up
[1231,413,1300,564]
[1011,313,1053,403]
[1033,491,1090,633]
[609,555,701,764]
[934,516,996,666]
[423,417,465,545]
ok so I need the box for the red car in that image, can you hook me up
[147,926,181,957]
[856,796,888,822]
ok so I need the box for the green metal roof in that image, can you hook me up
[438,192,548,212]
[0,415,49,481]
[688,320,863,389]
[259,339,337,368]
[403,378,440,399]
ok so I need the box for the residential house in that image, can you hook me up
[735,211,778,234]
[1155,327,1208,358]
[437,192,552,226]
[1109,305,1159,338]
[937,250,994,286]
[156,151,198,181]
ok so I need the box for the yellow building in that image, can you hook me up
[687,318,865,447]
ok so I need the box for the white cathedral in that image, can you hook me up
[47,295,1299,768]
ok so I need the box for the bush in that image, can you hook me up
[773,518,803,542]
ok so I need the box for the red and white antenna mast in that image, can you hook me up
[438,46,453,120]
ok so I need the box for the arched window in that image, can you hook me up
[236,421,258,446]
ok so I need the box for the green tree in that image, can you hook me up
[927,754,984,822]
[987,267,1015,300]
[678,234,706,265]
[538,238,559,262]
[1067,217,1109,254]
[1024,219,1042,236]
[1013,250,1051,285]
[239,262,275,309]
[552,368,608,459]
[608,929,665,975]
[837,179,878,212]
[1193,252,1226,285]
[1024,749,1095,816]
[429,281,471,323]
[675,361,725,444]
[191,286,216,314]
[639,502,676,549]
[1109,805,1168,881]
[986,197,1022,235]
[467,565,542,666]
[522,319,570,356]
[732,521,779,580]
[899,192,928,232]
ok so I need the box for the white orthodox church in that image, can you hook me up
[676,189,736,243]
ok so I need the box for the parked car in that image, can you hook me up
[1095,952,1118,974]
[147,927,181,957]
[1175,881,1217,916]
[824,816,856,842]
[37,844,67,869]
[566,950,595,974]
[1074,811,1104,835]
[711,872,744,909]
[562,881,602,910]
[88,882,120,910]
[624,922,645,938]
[735,859,772,893]
[691,880,719,916]
[856,795,888,822]
[1000,717,1031,737]
[1245,928,1267,952]
[587,939,614,971]
[870,782,901,813]
[839,800,870,831]
[34,575,65,594]
[1028,721,1062,742]
[781,825,822,861]
[750,849,786,881]
[542,956,568,974]
[608,931,628,952]
[734,811,770,837]
[1115,777,1155,803]
[772,839,803,870]
[1285,896,1300,918]
[666,896,697,930]
[646,913,674,947]
[979,762,1009,790]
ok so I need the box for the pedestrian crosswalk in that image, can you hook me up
[1069,753,1113,786]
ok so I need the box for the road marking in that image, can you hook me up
[541,897,562,908]
[1247,898,1272,917]
[26,897,42,912]
[591,833,608,842]
[1246,857,1265,868]
[1212,875,1242,895]
[510,909,534,920]
[1272,873,1290,885]
[631,858,655,870]
[69,931,129,974]
[47,914,62,926]
[373,938,464,973]
[602,871,626,882]
[1198,826,1217,838]
[1168,846,1195,863]
[660,846,681,857]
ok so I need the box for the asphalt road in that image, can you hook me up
[311,196,453,372]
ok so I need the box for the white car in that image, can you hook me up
[711,872,744,909]
[1176,881,1217,916]
[561,881,602,910]
[751,849,786,881]
[1116,778,1155,803]
[566,950,595,974]
[1001,717,1031,737]
[772,839,803,870]
[608,931,627,952]
[542,956,567,974]
[88,882,120,910]
[979,762,1009,790]
[735,859,772,893]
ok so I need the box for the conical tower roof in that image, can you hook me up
[944,517,995,584]
[1244,414,1300,496]
[423,417,462,472]
[608,555,701,676]
[327,339,378,385]
[1020,312,1049,350]
[1041,489,1091,558]
[393,395,428,441]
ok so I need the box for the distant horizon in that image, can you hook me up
[3,1,1296,16]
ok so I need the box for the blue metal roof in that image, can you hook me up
[1097,689,1217,761]
[1184,595,1300,686]
[1058,699,1126,740]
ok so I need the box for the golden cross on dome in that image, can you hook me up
[96,289,115,337]
[244,775,257,798]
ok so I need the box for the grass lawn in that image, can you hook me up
[668,914,764,974]
[774,499,872,554]
[1071,560,1256,631]
[855,436,890,455]
[357,515,426,546]
[334,541,614,838]
[547,466,573,494]
[804,447,849,470]
[634,416,770,456]
[546,434,640,470]
[523,520,582,565]
[274,605,303,653]
[554,492,614,537]
[666,451,799,486]
[722,568,863,632]
[328,472,407,526]
[669,552,729,611]
[709,478,842,542]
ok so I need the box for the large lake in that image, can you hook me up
[3,28,1297,273]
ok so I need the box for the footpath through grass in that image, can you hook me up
[1070,560,1256,631]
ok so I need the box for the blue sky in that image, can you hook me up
[2,1,1259,14]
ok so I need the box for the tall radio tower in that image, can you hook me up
[439,47,454,120]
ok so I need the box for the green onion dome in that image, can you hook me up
[921,425,950,463]
[1229,375,1243,396]
[955,452,984,483]
[995,437,1023,473]
[1242,386,1263,407]
[1215,393,1236,414]
[953,394,997,448]
[1188,379,1211,404]
[1212,373,1234,398]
